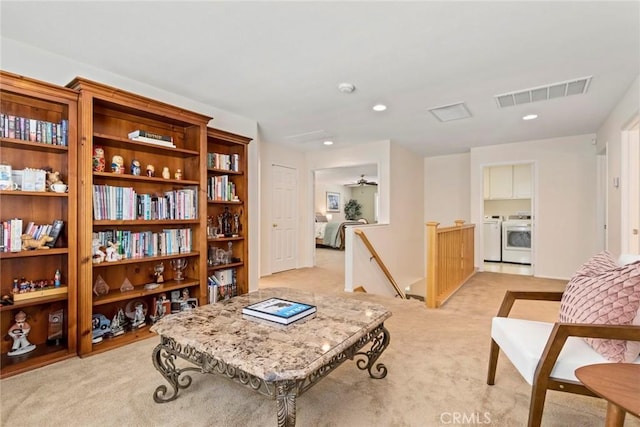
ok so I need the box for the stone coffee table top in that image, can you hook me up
[150,287,392,381]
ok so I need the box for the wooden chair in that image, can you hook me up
[486,290,640,427]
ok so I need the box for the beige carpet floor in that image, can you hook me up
[1,249,638,427]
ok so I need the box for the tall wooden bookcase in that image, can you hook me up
[0,71,78,377]
[68,77,211,356]
[206,128,251,297]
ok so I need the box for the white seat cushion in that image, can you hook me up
[491,317,640,385]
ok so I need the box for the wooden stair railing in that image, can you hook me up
[426,220,476,308]
[353,229,406,299]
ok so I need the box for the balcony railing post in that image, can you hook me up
[426,221,440,308]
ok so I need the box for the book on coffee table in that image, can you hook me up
[242,297,316,325]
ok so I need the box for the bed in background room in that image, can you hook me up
[315,213,366,250]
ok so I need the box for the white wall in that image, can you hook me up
[596,75,640,257]
[424,153,471,226]
[2,37,263,291]
[470,135,599,279]
[314,183,347,222]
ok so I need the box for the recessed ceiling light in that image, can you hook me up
[373,104,387,112]
[522,114,538,121]
[323,140,334,146]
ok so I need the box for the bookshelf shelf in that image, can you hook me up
[93,279,200,306]
[206,127,251,298]
[92,251,200,268]
[0,70,78,378]
[69,76,211,357]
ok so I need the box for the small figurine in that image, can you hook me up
[110,308,126,336]
[174,169,183,180]
[21,233,53,250]
[130,159,141,176]
[46,170,63,190]
[105,241,122,262]
[54,269,61,287]
[132,303,146,328]
[8,311,36,356]
[146,164,155,177]
[111,155,125,174]
[93,146,106,172]
[92,238,106,264]
[92,313,111,343]
[162,166,170,179]
[154,262,165,284]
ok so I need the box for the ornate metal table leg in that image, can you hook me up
[355,325,390,379]
[275,380,298,427]
[152,340,200,403]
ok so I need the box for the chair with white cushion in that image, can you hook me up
[487,253,640,427]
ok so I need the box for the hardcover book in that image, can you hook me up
[45,219,64,248]
[242,297,316,325]
[128,130,174,143]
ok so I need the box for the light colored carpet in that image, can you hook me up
[2,250,638,427]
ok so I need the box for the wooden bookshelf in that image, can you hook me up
[206,127,251,297]
[68,77,211,356]
[0,70,78,378]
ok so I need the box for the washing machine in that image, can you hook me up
[483,216,502,262]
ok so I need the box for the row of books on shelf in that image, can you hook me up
[207,175,238,202]
[207,152,240,172]
[1,218,63,252]
[93,228,192,259]
[0,113,69,146]
[127,130,176,148]
[92,185,198,221]
[207,268,237,304]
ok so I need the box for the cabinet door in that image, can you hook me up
[513,164,532,199]
[489,166,513,199]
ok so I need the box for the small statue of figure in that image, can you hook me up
[174,169,183,180]
[130,159,141,176]
[111,308,126,336]
[162,166,170,179]
[232,213,240,236]
[221,207,233,236]
[111,155,125,174]
[154,262,165,284]
[105,241,121,262]
[132,303,146,328]
[8,311,36,356]
[146,164,155,177]
[93,146,105,172]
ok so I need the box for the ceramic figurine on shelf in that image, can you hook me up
[105,241,122,262]
[7,311,36,356]
[146,164,155,177]
[110,308,126,336]
[111,155,125,174]
[130,159,141,176]
[93,146,105,172]
[162,166,170,179]
[174,169,183,180]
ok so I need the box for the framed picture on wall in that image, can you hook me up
[326,192,340,212]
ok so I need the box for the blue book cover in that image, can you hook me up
[243,297,316,324]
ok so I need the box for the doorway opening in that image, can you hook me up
[482,162,535,276]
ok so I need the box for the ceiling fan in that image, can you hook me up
[346,174,378,187]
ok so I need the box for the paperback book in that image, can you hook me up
[242,297,316,325]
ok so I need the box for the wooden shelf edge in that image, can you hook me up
[93,171,198,186]
[92,279,199,306]
[0,293,68,311]
[0,248,69,259]
[0,346,75,379]
[207,262,244,272]
[85,325,157,356]
[92,251,200,268]
[0,137,69,152]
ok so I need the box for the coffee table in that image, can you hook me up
[575,363,640,427]
[150,287,392,426]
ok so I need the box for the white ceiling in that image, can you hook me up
[1,2,638,161]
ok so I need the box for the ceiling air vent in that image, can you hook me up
[428,102,472,122]
[495,76,592,108]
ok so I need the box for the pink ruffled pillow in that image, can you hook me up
[559,252,640,362]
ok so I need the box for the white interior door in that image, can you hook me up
[271,164,297,273]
